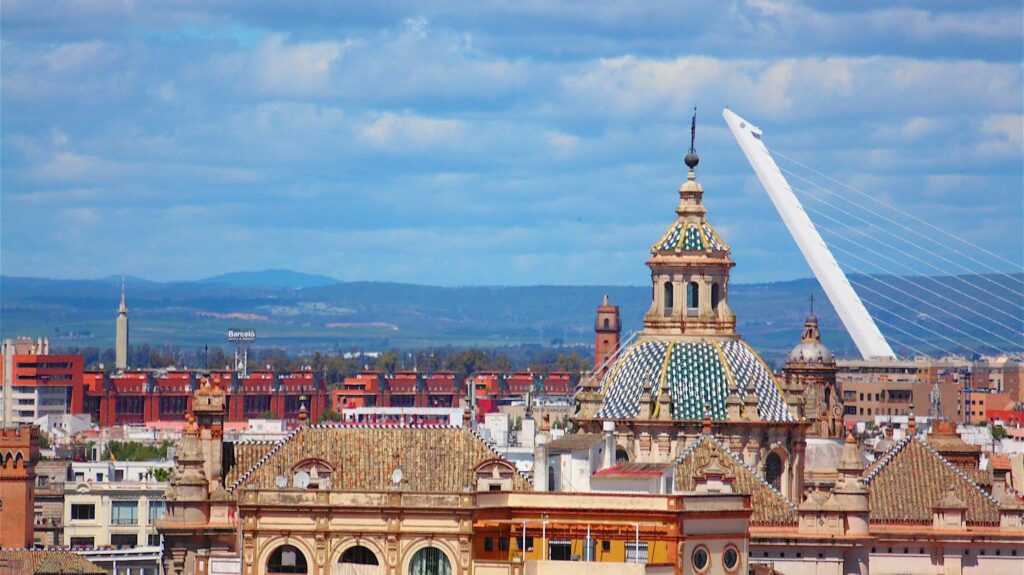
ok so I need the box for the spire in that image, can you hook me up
[684,108,699,170]
[118,274,127,314]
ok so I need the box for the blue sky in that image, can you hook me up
[2,1,1021,286]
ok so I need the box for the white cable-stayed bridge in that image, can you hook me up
[724,109,1023,361]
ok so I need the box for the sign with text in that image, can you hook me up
[227,329,256,343]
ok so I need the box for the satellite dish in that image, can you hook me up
[293,471,310,489]
[391,468,404,485]
[275,475,288,489]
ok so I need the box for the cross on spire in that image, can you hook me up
[684,108,700,169]
[808,293,815,316]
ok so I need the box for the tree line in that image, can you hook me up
[53,343,593,383]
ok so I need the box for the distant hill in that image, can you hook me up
[198,269,340,289]
[1,271,1020,365]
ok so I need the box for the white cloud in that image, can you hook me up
[251,35,352,96]
[359,112,463,148]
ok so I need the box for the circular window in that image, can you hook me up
[692,546,710,573]
[724,546,740,572]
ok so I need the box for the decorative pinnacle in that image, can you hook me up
[684,108,699,170]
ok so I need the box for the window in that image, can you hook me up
[723,546,740,572]
[499,538,509,551]
[268,545,308,574]
[686,282,699,315]
[602,540,611,552]
[111,534,137,548]
[69,537,94,547]
[409,547,451,575]
[71,504,95,520]
[663,281,674,315]
[340,546,378,566]
[112,501,138,525]
[626,542,649,563]
[765,452,783,490]
[484,538,494,552]
[148,534,162,546]
[692,546,709,572]
[548,540,571,561]
[148,500,166,522]
[711,283,720,311]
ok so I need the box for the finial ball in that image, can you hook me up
[684,152,700,169]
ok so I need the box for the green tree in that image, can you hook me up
[319,408,343,423]
[152,468,171,482]
[992,425,1006,441]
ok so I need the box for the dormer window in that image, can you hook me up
[291,458,335,490]
[475,459,516,492]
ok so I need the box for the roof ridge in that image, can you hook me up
[863,435,913,482]
[228,425,303,492]
[914,437,999,506]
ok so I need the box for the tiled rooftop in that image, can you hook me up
[864,437,999,525]
[229,424,530,493]
[675,435,797,526]
[0,550,105,574]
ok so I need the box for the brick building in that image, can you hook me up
[0,425,40,549]
[78,369,326,426]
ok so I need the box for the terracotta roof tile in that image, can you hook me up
[990,454,1011,472]
[229,424,529,493]
[863,437,999,525]
[592,462,673,477]
[674,435,797,526]
[0,550,105,574]
[545,433,605,452]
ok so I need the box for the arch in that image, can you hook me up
[711,283,721,311]
[765,452,784,491]
[663,281,674,316]
[340,545,379,566]
[267,544,308,574]
[615,448,630,463]
[603,318,610,329]
[408,546,452,575]
[331,539,388,570]
[686,282,699,313]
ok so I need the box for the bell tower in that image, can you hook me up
[594,295,621,375]
[642,111,736,338]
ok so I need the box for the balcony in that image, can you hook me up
[33,517,62,528]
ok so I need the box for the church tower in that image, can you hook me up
[783,313,843,438]
[594,295,621,375]
[115,276,129,372]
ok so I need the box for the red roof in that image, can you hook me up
[592,463,673,477]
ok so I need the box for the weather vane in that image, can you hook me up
[689,107,697,154]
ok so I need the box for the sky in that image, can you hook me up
[2,0,1022,286]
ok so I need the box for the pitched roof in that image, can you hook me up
[224,440,276,489]
[545,433,605,452]
[228,424,530,493]
[863,437,999,525]
[0,550,105,574]
[674,435,797,526]
[592,462,673,477]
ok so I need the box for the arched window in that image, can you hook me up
[711,283,720,311]
[340,545,379,566]
[409,547,452,575]
[615,448,630,463]
[686,282,699,315]
[663,281,674,316]
[267,545,308,574]
[765,453,783,491]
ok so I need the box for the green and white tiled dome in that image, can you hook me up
[597,338,794,421]
[655,221,729,253]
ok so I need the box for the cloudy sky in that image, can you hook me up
[2,1,1021,286]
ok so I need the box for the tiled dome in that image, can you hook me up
[596,338,794,421]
